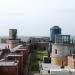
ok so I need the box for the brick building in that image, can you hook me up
[0,44,29,75]
[37,42,49,50]
[0,61,19,75]
[68,54,75,69]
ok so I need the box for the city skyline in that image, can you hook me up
[0,0,75,36]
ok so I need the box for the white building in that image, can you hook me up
[51,43,75,66]
[35,63,75,75]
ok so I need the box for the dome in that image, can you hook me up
[51,26,61,30]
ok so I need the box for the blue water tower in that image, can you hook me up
[48,26,61,58]
[50,26,61,43]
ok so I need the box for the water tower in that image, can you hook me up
[9,29,17,40]
[50,26,61,43]
[48,26,61,58]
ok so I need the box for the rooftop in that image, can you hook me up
[0,61,19,66]
[0,43,11,49]
[10,45,22,52]
[6,53,23,57]
[39,63,75,74]
[17,48,27,51]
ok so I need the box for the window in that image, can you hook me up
[55,49,57,54]
[48,70,50,73]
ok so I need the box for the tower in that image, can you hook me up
[50,26,61,43]
[48,26,61,57]
[9,29,17,40]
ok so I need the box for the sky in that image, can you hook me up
[0,0,75,36]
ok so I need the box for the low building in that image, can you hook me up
[0,43,29,75]
[38,63,75,75]
[51,43,75,66]
[6,53,23,75]
[0,60,19,75]
[51,35,75,66]
[16,47,29,65]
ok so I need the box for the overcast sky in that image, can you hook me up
[0,0,75,36]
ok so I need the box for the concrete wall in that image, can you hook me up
[51,56,67,66]
[51,44,75,66]
[52,44,72,57]
[68,56,75,69]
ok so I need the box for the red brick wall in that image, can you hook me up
[16,48,29,65]
[0,66,18,75]
[7,56,23,75]
[37,42,49,50]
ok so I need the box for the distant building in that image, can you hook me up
[37,42,49,50]
[9,29,17,40]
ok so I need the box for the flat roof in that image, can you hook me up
[17,48,27,51]
[40,63,75,74]
[0,44,26,52]
[0,43,11,49]
[40,63,75,71]
[41,63,61,70]
[6,53,23,57]
[10,45,22,52]
[53,43,75,46]
[0,61,19,66]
